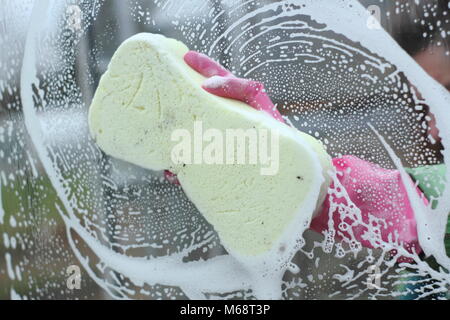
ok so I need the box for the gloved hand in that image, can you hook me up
[310,155,426,258]
[166,50,426,256]
[183,51,285,122]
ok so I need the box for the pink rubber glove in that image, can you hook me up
[310,156,426,257]
[166,51,426,256]
[183,51,284,122]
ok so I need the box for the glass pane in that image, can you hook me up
[0,0,449,300]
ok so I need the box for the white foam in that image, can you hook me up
[0,178,4,224]
[5,253,15,280]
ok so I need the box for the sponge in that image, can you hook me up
[88,33,332,258]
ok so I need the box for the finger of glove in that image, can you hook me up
[184,51,233,78]
[164,170,180,185]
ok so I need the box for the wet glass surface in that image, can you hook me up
[0,0,449,299]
